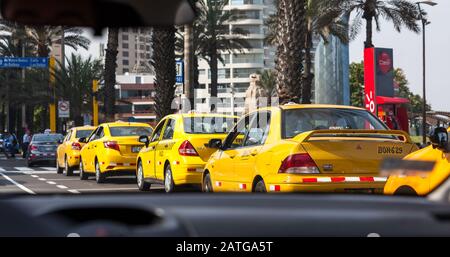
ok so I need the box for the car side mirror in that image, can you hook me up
[207,139,222,149]
[429,127,449,152]
[139,135,150,147]
[78,137,87,144]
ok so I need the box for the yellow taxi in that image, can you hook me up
[56,126,95,176]
[202,104,419,193]
[384,127,450,196]
[136,113,237,193]
[79,121,153,183]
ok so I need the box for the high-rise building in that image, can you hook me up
[195,0,276,116]
[101,28,153,75]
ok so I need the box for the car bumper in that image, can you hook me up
[100,155,138,173]
[66,152,81,167]
[172,163,205,185]
[28,153,56,163]
[265,175,387,193]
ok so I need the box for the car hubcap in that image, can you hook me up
[137,165,143,187]
[165,169,172,192]
[96,163,100,180]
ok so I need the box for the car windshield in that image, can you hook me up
[109,126,153,137]
[184,117,237,134]
[32,134,64,143]
[0,0,449,206]
[282,108,388,138]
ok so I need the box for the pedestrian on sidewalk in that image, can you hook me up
[22,130,32,158]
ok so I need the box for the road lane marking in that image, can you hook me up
[0,172,36,195]
[38,178,47,181]
[0,168,5,172]
[74,188,139,191]
[49,178,79,181]
[14,167,33,171]
[57,185,68,189]
[42,167,56,171]
[68,189,80,194]
[46,181,56,185]
[31,175,39,178]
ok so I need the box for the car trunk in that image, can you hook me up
[186,134,228,162]
[293,130,416,174]
[33,142,59,153]
[114,137,144,156]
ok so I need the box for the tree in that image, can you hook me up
[328,0,420,48]
[273,0,306,104]
[195,0,250,99]
[349,61,365,107]
[151,27,177,122]
[257,69,277,106]
[54,54,103,126]
[103,28,119,122]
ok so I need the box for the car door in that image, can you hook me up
[57,130,71,167]
[211,115,252,191]
[84,127,103,171]
[142,120,166,179]
[234,111,271,191]
[156,118,176,180]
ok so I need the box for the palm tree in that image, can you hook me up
[54,54,103,126]
[267,0,349,104]
[328,0,420,48]
[256,69,277,105]
[103,28,119,122]
[195,0,251,99]
[151,26,177,122]
[302,0,349,104]
[273,0,306,104]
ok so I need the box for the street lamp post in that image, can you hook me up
[416,0,437,146]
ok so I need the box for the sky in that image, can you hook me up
[76,0,450,111]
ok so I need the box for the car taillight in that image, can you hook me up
[103,141,120,151]
[30,145,38,151]
[178,140,199,156]
[71,142,82,150]
[278,153,320,174]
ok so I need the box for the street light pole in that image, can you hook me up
[416,1,437,146]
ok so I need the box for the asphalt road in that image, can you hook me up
[0,155,164,195]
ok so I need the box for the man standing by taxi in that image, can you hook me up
[22,130,32,158]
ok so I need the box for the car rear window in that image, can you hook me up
[32,134,64,142]
[109,126,153,137]
[184,117,237,134]
[75,129,94,139]
[282,108,388,139]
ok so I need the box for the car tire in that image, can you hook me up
[136,161,151,191]
[254,179,267,193]
[202,173,213,193]
[64,156,73,176]
[27,161,34,168]
[56,157,63,174]
[95,159,106,184]
[79,158,88,180]
[164,164,176,193]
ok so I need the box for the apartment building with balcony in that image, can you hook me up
[195,0,276,116]
[114,74,157,125]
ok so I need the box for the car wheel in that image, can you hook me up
[202,173,213,193]
[137,161,151,191]
[254,179,267,193]
[27,161,34,168]
[64,156,73,176]
[56,157,63,174]
[164,164,176,193]
[79,158,88,180]
[95,160,106,184]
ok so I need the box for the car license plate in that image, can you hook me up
[46,147,53,151]
[132,146,142,153]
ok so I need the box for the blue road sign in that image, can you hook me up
[176,60,184,84]
[0,57,49,68]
